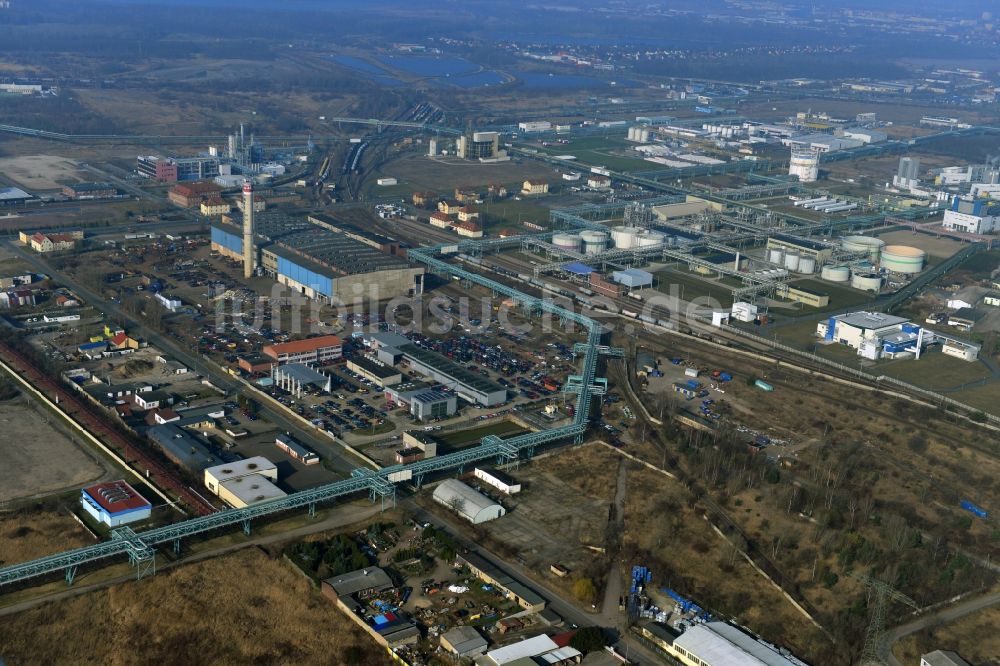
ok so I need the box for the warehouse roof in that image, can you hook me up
[219,474,286,505]
[410,389,453,405]
[921,650,971,666]
[770,233,830,251]
[433,479,502,522]
[348,354,401,379]
[459,552,546,608]
[0,187,32,201]
[149,424,220,471]
[82,480,151,514]
[272,227,411,276]
[264,335,342,357]
[484,634,559,666]
[441,625,487,655]
[398,343,505,395]
[563,262,594,275]
[476,466,517,487]
[833,311,909,330]
[273,363,331,387]
[204,456,277,483]
[325,566,393,597]
[673,622,802,666]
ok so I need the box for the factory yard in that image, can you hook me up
[0,155,88,192]
[0,393,111,504]
[0,547,389,666]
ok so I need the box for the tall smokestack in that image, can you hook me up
[242,180,255,279]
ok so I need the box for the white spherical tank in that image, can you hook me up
[580,230,609,255]
[821,265,850,282]
[767,248,784,264]
[798,256,816,274]
[552,233,582,253]
[850,272,883,292]
[611,225,642,250]
[841,235,886,261]
[637,231,667,247]
[880,245,926,274]
[788,149,820,183]
[783,252,800,272]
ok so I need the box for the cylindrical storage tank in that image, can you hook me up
[880,245,926,274]
[580,230,609,255]
[821,265,850,282]
[798,256,816,274]
[788,149,820,183]
[841,235,886,261]
[552,233,582,253]
[767,248,784,264]
[851,271,883,292]
[783,252,800,272]
[611,225,642,250]
[638,231,667,247]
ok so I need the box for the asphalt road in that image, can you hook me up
[5,241,360,478]
[881,590,1000,666]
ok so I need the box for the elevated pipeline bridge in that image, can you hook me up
[0,243,617,590]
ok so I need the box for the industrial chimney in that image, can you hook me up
[242,180,255,279]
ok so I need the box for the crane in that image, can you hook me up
[850,572,920,666]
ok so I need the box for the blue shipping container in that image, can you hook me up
[960,500,988,519]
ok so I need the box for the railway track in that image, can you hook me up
[0,340,217,516]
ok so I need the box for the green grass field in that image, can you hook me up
[873,351,992,389]
[481,199,552,229]
[435,420,528,451]
[531,136,653,171]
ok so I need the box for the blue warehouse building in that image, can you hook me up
[80,480,152,527]
[211,213,423,303]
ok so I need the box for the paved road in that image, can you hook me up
[882,590,1000,666]
[5,241,359,477]
[0,500,382,618]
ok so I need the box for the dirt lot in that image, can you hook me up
[0,154,87,191]
[0,547,389,666]
[892,604,1000,666]
[0,394,111,504]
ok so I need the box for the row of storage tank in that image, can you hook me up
[551,226,674,255]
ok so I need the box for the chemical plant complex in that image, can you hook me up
[1,6,999,665]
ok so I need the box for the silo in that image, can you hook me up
[552,233,582,253]
[767,248,784,264]
[580,230,609,255]
[841,235,886,261]
[783,252,800,272]
[611,225,642,250]
[880,245,926,274]
[797,256,816,274]
[820,265,850,282]
[850,272,883,292]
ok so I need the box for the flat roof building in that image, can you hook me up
[346,354,403,388]
[458,551,546,612]
[80,480,152,527]
[475,467,522,494]
[204,456,284,509]
[263,335,342,365]
[441,625,488,659]
[149,423,220,472]
[921,651,971,666]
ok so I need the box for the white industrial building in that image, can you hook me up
[664,621,808,666]
[942,195,1000,235]
[204,456,286,508]
[476,634,582,666]
[474,467,521,494]
[433,479,505,524]
[921,650,971,666]
[842,128,887,144]
[782,134,863,153]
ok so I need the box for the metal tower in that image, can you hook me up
[851,572,919,666]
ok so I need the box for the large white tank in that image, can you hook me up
[851,272,883,292]
[841,235,886,261]
[767,248,784,264]
[880,245,926,274]
[821,265,850,282]
[783,252,800,272]
[580,230,609,255]
[638,231,667,247]
[798,256,816,274]
[788,149,820,183]
[552,233,582,253]
[611,225,642,250]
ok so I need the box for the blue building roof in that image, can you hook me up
[563,262,594,276]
